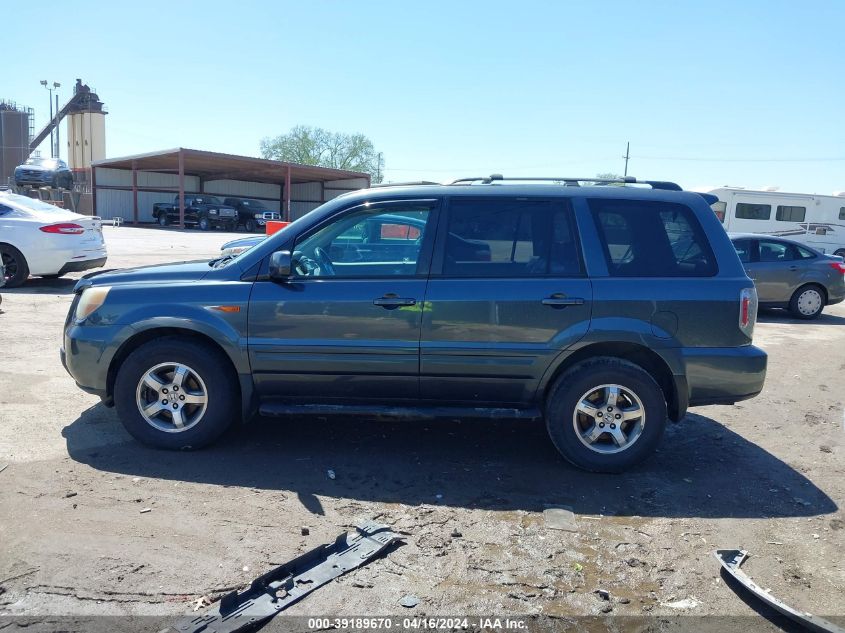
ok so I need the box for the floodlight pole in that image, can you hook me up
[623,142,630,177]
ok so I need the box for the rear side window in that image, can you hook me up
[796,245,816,259]
[839,207,845,220]
[776,205,806,222]
[589,199,717,277]
[736,203,771,220]
[732,239,753,263]
[0,203,14,217]
[443,198,582,277]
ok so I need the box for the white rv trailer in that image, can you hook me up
[708,187,845,257]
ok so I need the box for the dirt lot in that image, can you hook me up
[0,226,843,629]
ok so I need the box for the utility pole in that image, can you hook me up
[39,80,61,158]
[55,91,60,159]
[623,141,630,177]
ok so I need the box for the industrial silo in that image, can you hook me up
[0,101,33,186]
[66,79,107,174]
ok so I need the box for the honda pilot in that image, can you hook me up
[61,176,767,472]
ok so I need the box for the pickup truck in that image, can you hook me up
[152,195,237,230]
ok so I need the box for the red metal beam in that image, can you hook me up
[131,160,139,225]
[284,165,292,222]
[91,167,97,216]
[178,149,185,228]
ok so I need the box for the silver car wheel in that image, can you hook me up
[572,384,645,454]
[796,288,822,316]
[135,362,208,433]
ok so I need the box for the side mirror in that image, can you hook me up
[269,250,292,280]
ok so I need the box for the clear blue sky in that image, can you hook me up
[5,0,844,193]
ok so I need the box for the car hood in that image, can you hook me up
[16,164,51,173]
[74,260,212,291]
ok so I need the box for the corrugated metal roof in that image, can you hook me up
[92,147,370,185]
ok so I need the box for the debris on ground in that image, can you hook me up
[714,549,845,633]
[161,522,402,633]
[0,464,7,475]
[543,506,578,532]
[594,589,610,601]
[662,597,700,610]
[301,526,310,536]
[399,595,419,608]
[140,508,151,514]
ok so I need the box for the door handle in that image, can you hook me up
[542,294,585,307]
[374,294,416,308]
[789,265,798,271]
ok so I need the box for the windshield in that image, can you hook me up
[0,192,71,213]
[241,199,268,209]
[195,196,222,205]
[24,157,59,168]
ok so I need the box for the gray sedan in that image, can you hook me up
[730,234,845,319]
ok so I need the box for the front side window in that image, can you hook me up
[758,240,794,262]
[442,198,581,277]
[590,199,717,277]
[776,205,806,222]
[736,203,771,221]
[292,205,432,277]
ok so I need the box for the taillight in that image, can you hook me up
[40,223,85,235]
[828,262,845,274]
[739,287,758,338]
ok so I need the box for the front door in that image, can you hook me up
[248,200,439,402]
[420,196,592,405]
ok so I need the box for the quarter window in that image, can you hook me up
[735,203,771,220]
[839,207,845,220]
[589,199,717,277]
[442,198,582,277]
[0,203,13,217]
[776,205,806,222]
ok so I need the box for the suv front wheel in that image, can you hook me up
[545,357,667,472]
[114,338,237,449]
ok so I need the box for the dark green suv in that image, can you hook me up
[61,176,767,472]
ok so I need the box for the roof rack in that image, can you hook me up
[370,180,440,188]
[450,174,683,191]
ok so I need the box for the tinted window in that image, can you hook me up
[732,239,753,263]
[736,203,771,220]
[0,203,13,216]
[293,206,432,277]
[776,205,806,222]
[590,199,717,277]
[758,240,794,262]
[443,198,581,277]
[839,207,845,220]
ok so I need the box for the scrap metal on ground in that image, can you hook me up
[714,549,845,633]
[160,522,402,633]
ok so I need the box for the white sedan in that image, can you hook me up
[0,191,107,287]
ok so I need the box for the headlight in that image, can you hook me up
[209,209,218,215]
[254,213,264,219]
[75,286,111,321]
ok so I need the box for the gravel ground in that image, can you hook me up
[0,226,842,629]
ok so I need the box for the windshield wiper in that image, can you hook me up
[208,254,235,268]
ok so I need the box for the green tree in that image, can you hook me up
[260,125,385,183]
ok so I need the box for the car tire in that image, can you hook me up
[1,244,30,288]
[158,214,169,227]
[199,216,210,231]
[545,357,667,473]
[113,337,238,450]
[788,284,825,320]
[244,219,256,233]
[834,249,845,258]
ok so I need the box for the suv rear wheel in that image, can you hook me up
[545,357,667,472]
[114,338,237,449]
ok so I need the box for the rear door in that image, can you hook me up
[747,239,803,302]
[420,196,592,405]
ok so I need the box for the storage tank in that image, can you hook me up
[66,79,107,172]
[0,100,33,186]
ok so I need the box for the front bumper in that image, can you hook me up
[61,321,122,401]
[683,345,767,407]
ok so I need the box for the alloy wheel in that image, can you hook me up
[135,362,208,433]
[572,384,646,454]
